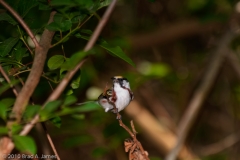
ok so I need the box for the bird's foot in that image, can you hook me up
[116,114,122,120]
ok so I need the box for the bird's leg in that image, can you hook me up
[116,112,122,120]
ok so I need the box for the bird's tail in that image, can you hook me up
[75,101,98,105]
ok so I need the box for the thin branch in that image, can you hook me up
[17,25,34,56]
[0,65,18,96]
[12,69,31,76]
[20,0,118,137]
[41,123,60,160]
[165,32,234,160]
[9,11,56,123]
[0,0,39,48]
[84,0,117,51]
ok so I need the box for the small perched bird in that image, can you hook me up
[77,76,133,114]
[110,76,134,113]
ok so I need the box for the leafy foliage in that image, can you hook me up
[13,135,37,154]
[0,0,136,159]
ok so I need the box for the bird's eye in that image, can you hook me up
[107,90,112,95]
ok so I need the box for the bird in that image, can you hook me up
[76,76,133,115]
[110,76,134,113]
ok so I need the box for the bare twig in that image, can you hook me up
[0,0,39,48]
[165,32,234,160]
[0,65,18,96]
[41,123,60,160]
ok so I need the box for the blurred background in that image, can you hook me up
[2,0,240,160]
[33,0,240,160]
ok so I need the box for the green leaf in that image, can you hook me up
[43,100,62,113]
[11,124,23,135]
[0,102,8,120]
[46,13,72,32]
[0,57,22,66]
[18,0,38,18]
[14,47,27,62]
[0,37,19,57]
[38,2,51,10]
[46,22,61,31]
[98,0,111,9]
[40,100,62,120]
[23,105,41,121]
[0,13,17,25]
[13,135,37,154]
[0,126,8,135]
[0,80,19,95]
[64,95,77,106]
[65,89,73,95]
[99,41,135,67]
[60,20,72,32]
[49,116,62,128]
[76,31,135,66]
[62,51,88,70]
[1,98,15,108]
[60,58,70,75]
[71,72,81,89]
[74,102,100,112]
[71,114,85,120]
[47,55,65,70]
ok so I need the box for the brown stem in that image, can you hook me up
[0,0,39,48]
[84,0,117,51]
[41,123,60,160]
[165,32,234,160]
[9,11,56,124]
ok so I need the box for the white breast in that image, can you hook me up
[114,83,131,112]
